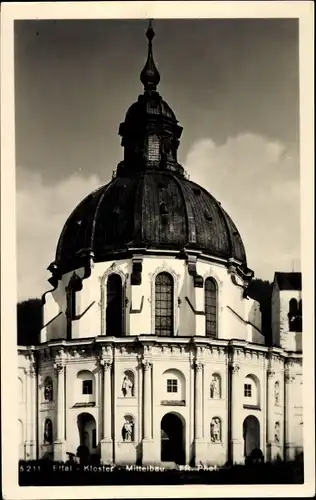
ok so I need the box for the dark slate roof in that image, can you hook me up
[274,272,302,291]
[55,172,247,274]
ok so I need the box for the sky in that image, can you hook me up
[15,18,300,302]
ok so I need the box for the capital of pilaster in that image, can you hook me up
[100,358,112,371]
[285,371,295,384]
[230,362,240,374]
[142,359,152,371]
[53,362,65,374]
[26,364,36,377]
[195,361,204,372]
[267,370,275,379]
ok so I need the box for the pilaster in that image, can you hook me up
[53,351,66,462]
[100,357,113,464]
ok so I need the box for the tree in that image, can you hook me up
[17,298,42,346]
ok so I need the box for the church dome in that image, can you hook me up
[53,22,248,276]
[55,172,247,273]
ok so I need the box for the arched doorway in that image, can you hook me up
[161,413,185,464]
[77,413,97,459]
[243,415,260,457]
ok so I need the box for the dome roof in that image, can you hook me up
[55,172,247,273]
[51,22,249,278]
[125,93,177,122]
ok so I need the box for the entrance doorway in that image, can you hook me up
[160,412,185,464]
[243,415,260,457]
[77,413,97,457]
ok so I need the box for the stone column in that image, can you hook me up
[53,361,66,462]
[284,368,295,461]
[194,361,207,464]
[100,359,113,464]
[25,363,36,460]
[142,360,155,464]
[230,362,243,464]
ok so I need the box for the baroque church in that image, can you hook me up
[18,23,303,467]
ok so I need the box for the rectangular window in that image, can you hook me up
[92,429,96,448]
[167,379,178,393]
[155,273,174,336]
[244,384,252,397]
[148,135,160,163]
[82,380,93,395]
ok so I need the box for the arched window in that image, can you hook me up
[66,273,82,339]
[244,374,260,408]
[155,272,174,336]
[205,278,217,337]
[76,370,95,404]
[288,298,302,332]
[162,368,186,401]
[44,376,53,402]
[106,273,124,336]
[289,298,298,316]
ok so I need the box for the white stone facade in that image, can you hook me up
[18,256,303,466]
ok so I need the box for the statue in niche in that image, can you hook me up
[274,422,280,443]
[211,418,221,443]
[44,378,53,402]
[44,419,53,444]
[210,375,220,399]
[122,374,133,397]
[122,420,134,442]
[274,382,280,405]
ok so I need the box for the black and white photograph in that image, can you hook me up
[1,2,314,499]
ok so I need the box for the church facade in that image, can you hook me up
[18,24,303,468]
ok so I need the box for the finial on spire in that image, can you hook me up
[140,19,160,92]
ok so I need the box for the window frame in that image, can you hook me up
[166,378,178,393]
[244,383,252,398]
[82,379,93,395]
[204,277,217,338]
[154,272,174,337]
[106,273,125,336]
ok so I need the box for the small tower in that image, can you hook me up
[271,272,302,351]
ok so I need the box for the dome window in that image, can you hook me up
[205,277,217,337]
[204,211,213,222]
[193,188,201,196]
[106,273,125,336]
[155,272,174,336]
[159,202,169,215]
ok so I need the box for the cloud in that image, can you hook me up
[184,133,301,280]
[16,132,300,300]
[16,170,102,301]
